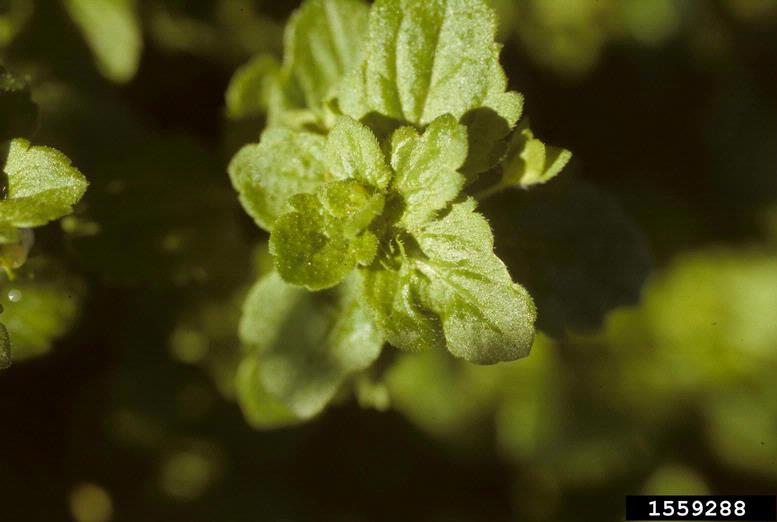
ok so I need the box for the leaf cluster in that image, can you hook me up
[227,0,572,423]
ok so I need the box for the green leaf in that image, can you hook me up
[339,0,504,127]
[225,54,281,120]
[326,116,392,190]
[390,114,468,229]
[0,139,88,228]
[361,262,446,353]
[281,0,369,117]
[0,320,10,369]
[460,81,524,177]
[0,0,33,49]
[414,199,536,363]
[502,120,572,188]
[363,199,536,364]
[238,272,383,420]
[228,129,327,232]
[235,357,301,429]
[481,177,651,334]
[0,258,86,360]
[63,0,142,83]
[269,182,382,290]
[0,66,38,141]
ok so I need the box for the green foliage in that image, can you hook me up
[0,258,86,360]
[229,129,327,231]
[226,0,574,425]
[237,271,382,423]
[62,0,142,83]
[0,139,88,230]
[225,55,280,120]
[0,68,88,367]
[502,119,572,188]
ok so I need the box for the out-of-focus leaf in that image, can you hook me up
[281,0,369,118]
[238,272,382,422]
[703,384,777,477]
[482,176,652,334]
[0,0,33,49]
[0,258,85,360]
[0,139,88,228]
[385,348,504,441]
[235,357,300,430]
[63,0,142,83]
[225,54,280,120]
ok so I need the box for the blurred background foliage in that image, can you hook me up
[0,0,775,521]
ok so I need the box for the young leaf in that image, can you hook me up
[0,139,88,228]
[339,0,504,127]
[326,116,392,190]
[225,54,281,120]
[390,114,468,229]
[502,120,572,188]
[228,129,327,231]
[238,272,383,420]
[460,63,524,176]
[281,0,369,118]
[62,0,142,83]
[414,199,536,364]
[270,183,382,290]
[362,199,536,364]
[361,262,446,353]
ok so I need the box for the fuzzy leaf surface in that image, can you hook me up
[270,183,381,290]
[339,0,507,127]
[390,114,468,229]
[0,139,88,228]
[228,129,327,231]
[363,199,536,363]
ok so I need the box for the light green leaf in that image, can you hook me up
[270,182,382,290]
[282,0,369,117]
[225,54,280,120]
[238,272,383,420]
[502,120,572,188]
[362,199,535,363]
[0,139,88,228]
[414,199,536,363]
[326,116,392,189]
[340,0,503,127]
[228,129,327,232]
[235,357,301,429]
[390,114,468,229]
[0,258,85,360]
[63,0,142,83]
[361,262,446,353]
[460,88,524,177]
